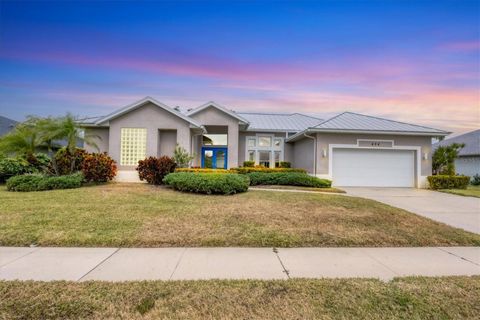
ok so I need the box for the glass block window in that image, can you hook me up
[120,128,147,166]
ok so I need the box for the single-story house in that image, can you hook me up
[0,115,18,136]
[82,97,449,188]
[433,129,480,177]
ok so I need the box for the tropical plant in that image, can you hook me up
[53,114,99,173]
[172,144,194,168]
[81,152,117,182]
[53,148,87,175]
[137,156,176,184]
[432,143,465,175]
[0,119,43,164]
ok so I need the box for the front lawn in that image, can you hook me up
[438,185,480,198]
[1,277,479,319]
[0,183,479,247]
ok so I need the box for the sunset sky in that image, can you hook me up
[0,1,478,135]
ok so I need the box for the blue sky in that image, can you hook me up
[0,0,478,134]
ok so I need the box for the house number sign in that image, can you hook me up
[358,140,393,148]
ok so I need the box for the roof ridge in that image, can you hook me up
[313,111,349,128]
[341,111,448,133]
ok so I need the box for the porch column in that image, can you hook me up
[227,124,239,168]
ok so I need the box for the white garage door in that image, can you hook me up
[332,149,415,187]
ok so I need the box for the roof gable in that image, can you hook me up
[95,97,203,128]
[313,112,449,134]
[186,101,250,124]
[0,115,18,136]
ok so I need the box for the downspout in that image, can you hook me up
[303,131,317,176]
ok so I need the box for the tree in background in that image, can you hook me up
[0,114,99,175]
[0,118,43,165]
[432,143,465,175]
[172,144,194,168]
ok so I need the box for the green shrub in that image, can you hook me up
[0,157,36,182]
[81,152,117,182]
[231,167,307,174]
[163,172,249,195]
[471,174,480,186]
[247,172,331,188]
[427,175,470,190]
[31,153,51,171]
[137,156,176,185]
[6,173,83,192]
[278,161,291,168]
[175,168,230,174]
[243,161,255,167]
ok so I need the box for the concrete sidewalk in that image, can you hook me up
[0,246,478,282]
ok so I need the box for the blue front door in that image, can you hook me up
[201,147,228,169]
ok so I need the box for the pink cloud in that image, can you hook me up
[440,40,480,52]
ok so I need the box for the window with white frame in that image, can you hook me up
[258,136,272,147]
[245,135,284,168]
[120,128,147,166]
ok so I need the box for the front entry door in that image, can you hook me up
[201,147,228,169]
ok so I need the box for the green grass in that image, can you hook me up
[0,277,479,319]
[250,185,346,193]
[438,185,480,198]
[0,183,479,247]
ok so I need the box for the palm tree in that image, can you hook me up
[34,117,64,175]
[55,114,99,173]
[0,119,43,164]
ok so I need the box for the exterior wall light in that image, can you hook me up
[423,152,428,160]
[323,149,327,158]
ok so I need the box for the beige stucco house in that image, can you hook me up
[83,97,449,188]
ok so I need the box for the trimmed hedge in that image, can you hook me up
[427,175,470,190]
[247,172,331,188]
[243,161,255,167]
[231,167,307,174]
[6,173,83,192]
[163,172,249,195]
[175,168,230,174]
[277,161,291,168]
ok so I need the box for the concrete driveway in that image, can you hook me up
[343,188,480,234]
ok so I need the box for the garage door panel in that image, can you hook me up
[332,149,415,187]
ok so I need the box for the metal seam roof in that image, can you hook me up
[313,112,448,134]
[433,129,480,156]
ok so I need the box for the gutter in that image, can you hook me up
[303,132,317,176]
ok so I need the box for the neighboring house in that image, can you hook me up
[82,97,449,187]
[0,115,18,136]
[433,129,480,178]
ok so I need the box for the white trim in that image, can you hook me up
[187,101,250,125]
[287,128,450,142]
[327,143,422,188]
[95,96,204,129]
[244,134,284,168]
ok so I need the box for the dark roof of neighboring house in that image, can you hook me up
[433,129,480,156]
[0,115,18,136]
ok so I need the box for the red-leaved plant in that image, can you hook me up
[81,152,117,182]
[136,156,176,185]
